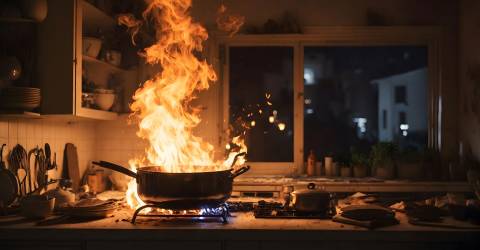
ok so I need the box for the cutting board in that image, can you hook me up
[63,143,80,192]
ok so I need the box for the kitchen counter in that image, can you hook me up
[1,209,479,250]
[234,177,472,193]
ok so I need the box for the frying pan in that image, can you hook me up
[0,144,18,208]
[92,153,249,210]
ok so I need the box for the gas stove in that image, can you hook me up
[131,203,230,224]
[130,199,334,224]
[252,200,335,219]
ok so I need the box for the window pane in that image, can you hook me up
[229,47,294,162]
[303,46,428,159]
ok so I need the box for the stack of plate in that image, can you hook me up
[0,87,41,111]
[61,198,117,218]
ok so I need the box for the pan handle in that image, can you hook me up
[92,161,137,178]
[230,165,250,179]
[229,152,247,169]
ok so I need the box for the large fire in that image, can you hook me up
[123,0,245,209]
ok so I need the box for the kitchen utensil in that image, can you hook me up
[290,183,333,213]
[8,144,28,196]
[341,204,395,221]
[82,37,102,58]
[92,153,250,210]
[108,171,129,191]
[93,92,115,111]
[44,186,75,209]
[20,195,55,218]
[406,205,446,222]
[87,169,106,194]
[60,198,117,218]
[27,146,48,193]
[0,144,18,208]
[25,179,56,196]
[27,147,39,193]
[0,87,41,111]
[44,143,53,170]
[105,50,122,66]
[64,143,80,192]
[332,213,399,229]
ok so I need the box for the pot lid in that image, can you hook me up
[292,183,329,195]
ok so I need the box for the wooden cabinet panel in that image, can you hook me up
[260,241,466,250]
[87,241,221,250]
[225,241,260,250]
[0,241,82,250]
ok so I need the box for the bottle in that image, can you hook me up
[307,150,316,176]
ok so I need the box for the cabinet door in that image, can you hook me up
[37,0,77,115]
[87,241,221,250]
[0,241,82,250]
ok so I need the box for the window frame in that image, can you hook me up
[213,26,445,176]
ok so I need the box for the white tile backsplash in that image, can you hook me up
[0,118,97,181]
[94,115,144,168]
[0,110,217,182]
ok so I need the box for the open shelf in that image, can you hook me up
[83,55,128,73]
[82,0,116,34]
[77,107,118,120]
[0,110,41,119]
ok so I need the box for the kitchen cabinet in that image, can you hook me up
[86,241,222,250]
[0,239,472,250]
[37,0,137,120]
[1,241,82,250]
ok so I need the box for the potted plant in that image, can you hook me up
[336,153,351,177]
[370,142,396,179]
[351,152,369,178]
[396,148,424,180]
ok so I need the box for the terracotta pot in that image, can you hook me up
[340,167,351,177]
[324,157,333,176]
[353,165,368,178]
[21,0,48,22]
[374,165,394,179]
[397,162,424,180]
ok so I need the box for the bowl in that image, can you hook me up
[20,195,55,219]
[105,50,122,66]
[94,93,115,111]
[83,37,102,58]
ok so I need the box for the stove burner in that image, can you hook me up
[226,201,255,212]
[253,200,335,219]
[131,203,229,224]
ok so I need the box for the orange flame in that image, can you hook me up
[216,4,245,37]
[125,0,246,209]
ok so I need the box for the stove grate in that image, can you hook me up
[131,203,229,224]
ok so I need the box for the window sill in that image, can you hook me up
[234,176,472,193]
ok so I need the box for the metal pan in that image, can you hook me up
[92,154,249,210]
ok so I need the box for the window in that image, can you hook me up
[304,46,427,159]
[219,27,444,173]
[229,47,294,162]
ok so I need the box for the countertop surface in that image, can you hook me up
[1,209,479,242]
